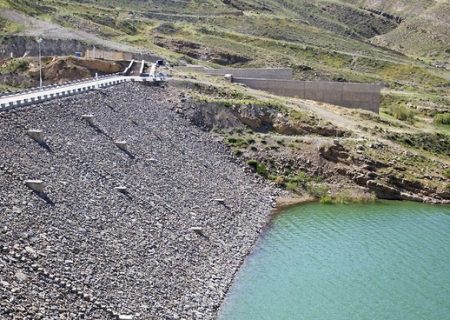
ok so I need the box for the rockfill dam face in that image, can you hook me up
[0,83,278,319]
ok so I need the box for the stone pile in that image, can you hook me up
[0,83,278,319]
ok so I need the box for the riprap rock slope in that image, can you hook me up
[0,83,276,319]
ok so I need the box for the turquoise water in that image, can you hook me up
[219,201,450,320]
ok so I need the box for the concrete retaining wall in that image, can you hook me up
[85,49,133,61]
[175,66,293,80]
[233,77,382,113]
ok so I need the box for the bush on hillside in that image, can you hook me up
[444,169,450,179]
[0,58,29,75]
[390,104,416,122]
[247,159,269,178]
[306,183,329,198]
[434,113,450,125]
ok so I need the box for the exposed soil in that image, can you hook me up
[0,56,125,89]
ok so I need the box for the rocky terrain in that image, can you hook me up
[171,78,450,204]
[0,83,280,319]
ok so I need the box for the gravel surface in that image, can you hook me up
[0,83,278,319]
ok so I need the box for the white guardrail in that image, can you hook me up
[0,75,129,112]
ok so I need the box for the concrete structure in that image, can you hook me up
[175,66,293,80]
[81,114,95,125]
[232,77,383,113]
[114,140,128,151]
[85,49,133,61]
[114,186,128,194]
[25,180,44,193]
[26,129,45,143]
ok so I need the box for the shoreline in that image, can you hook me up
[215,194,315,318]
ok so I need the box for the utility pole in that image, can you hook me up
[37,38,43,88]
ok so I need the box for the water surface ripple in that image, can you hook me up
[219,201,450,320]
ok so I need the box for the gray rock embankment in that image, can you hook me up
[0,83,279,319]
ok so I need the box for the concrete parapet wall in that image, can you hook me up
[175,66,293,80]
[233,77,382,113]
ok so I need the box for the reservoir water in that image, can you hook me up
[219,201,450,320]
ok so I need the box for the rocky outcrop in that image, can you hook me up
[366,180,402,200]
[182,99,347,137]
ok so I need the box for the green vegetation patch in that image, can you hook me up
[247,159,269,178]
[0,58,29,75]
[379,64,449,87]
[434,113,450,126]
[388,132,450,156]
[6,0,55,16]
[388,104,416,122]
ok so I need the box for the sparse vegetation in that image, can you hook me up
[444,170,450,179]
[0,0,449,206]
[247,159,269,178]
[434,114,450,126]
[389,104,416,122]
[307,183,329,199]
[0,58,29,75]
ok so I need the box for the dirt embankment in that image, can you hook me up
[0,56,125,89]
[29,56,124,82]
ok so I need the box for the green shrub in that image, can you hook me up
[294,172,311,188]
[227,137,248,148]
[445,169,450,179]
[0,58,29,75]
[274,176,285,186]
[247,159,268,178]
[434,113,450,126]
[306,183,329,198]
[247,159,258,167]
[320,194,333,204]
[286,181,298,191]
[256,163,268,178]
[390,104,415,122]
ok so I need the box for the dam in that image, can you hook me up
[0,83,277,319]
